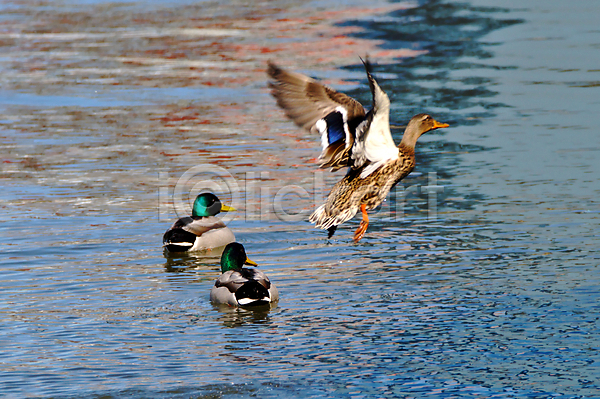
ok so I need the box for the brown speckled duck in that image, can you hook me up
[268,59,449,242]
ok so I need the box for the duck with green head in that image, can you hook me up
[163,193,236,253]
[210,242,279,307]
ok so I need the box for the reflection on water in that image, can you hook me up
[1,0,599,397]
[211,304,277,328]
[163,247,224,272]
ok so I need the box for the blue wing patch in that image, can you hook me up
[323,111,346,145]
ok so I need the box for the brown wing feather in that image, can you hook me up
[267,62,365,131]
[267,62,366,169]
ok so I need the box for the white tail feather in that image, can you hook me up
[238,297,270,305]
[310,204,358,230]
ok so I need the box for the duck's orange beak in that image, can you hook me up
[245,257,258,266]
[433,120,450,129]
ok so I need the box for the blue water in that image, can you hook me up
[1,0,599,397]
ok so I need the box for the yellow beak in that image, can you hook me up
[245,257,258,266]
[433,120,450,129]
[221,204,236,212]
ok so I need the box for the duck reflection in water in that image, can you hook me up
[163,246,224,273]
[213,304,276,328]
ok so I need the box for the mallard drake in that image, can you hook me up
[267,59,449,242]
[210,242,279,307]
[163,192,235,253]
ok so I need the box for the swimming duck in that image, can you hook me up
[210,242,279,307]
[267,59,449,242]
[163,192,235,253]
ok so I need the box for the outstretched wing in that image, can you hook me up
[351,59,399,178]
[268,62,366,170]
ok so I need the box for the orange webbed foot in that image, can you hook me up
[353,204,369,243]
[353,221,369,243]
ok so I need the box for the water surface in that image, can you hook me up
[1,0,599,397]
